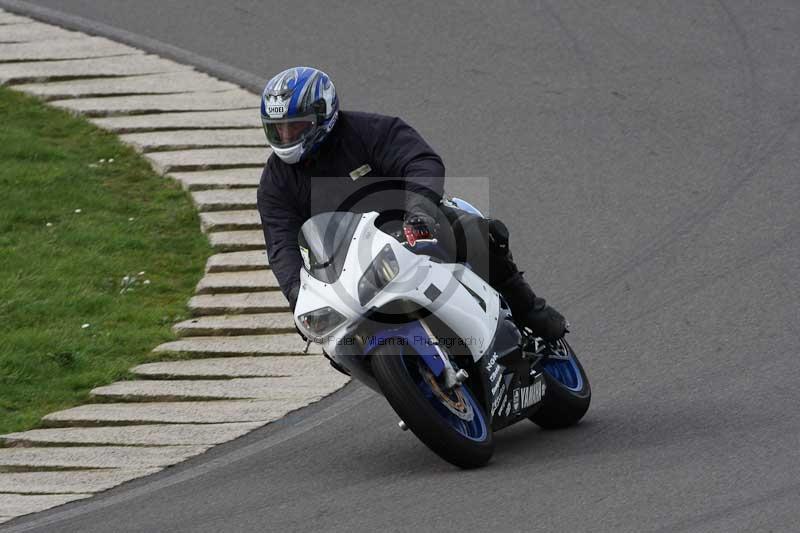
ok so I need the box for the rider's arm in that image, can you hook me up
[256,164,304,309]
[369,116,445,219]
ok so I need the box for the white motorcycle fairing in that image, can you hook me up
[294,212,502,372]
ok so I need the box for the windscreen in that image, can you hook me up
[298,211,362,284]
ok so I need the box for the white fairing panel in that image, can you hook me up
[294,213,501,361]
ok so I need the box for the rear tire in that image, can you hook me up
[371,347,494,468]
[529,341,591,429]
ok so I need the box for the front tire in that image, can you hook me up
[371,346,494,469]
[529,339,591,429]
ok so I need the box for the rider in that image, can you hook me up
[257,66,567,341]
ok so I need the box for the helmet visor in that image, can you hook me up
[263,115,317,148]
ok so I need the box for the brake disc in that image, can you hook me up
[420,364,474,421]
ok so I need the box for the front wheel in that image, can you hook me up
[371,346,494,468]
[529,339,591,429]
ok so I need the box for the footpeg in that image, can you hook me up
[398,420,409,431]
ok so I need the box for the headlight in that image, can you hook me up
[358,244,400,306]
[297,306,347,341]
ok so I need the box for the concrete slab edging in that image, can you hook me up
[0,8,347,523]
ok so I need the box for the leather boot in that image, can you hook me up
[495,271,567,342]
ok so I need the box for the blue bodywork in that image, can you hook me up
[364,321,446,376]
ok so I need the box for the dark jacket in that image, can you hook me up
[256,110,445,306]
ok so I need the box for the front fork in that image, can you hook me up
[418,319,470,388]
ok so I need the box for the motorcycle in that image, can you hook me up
[294,199,590,468]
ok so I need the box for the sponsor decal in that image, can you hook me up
[491,376,503,395]
[265,96,288,119]
[512,389,521,412]
[267,104,286,116]
[497,396,507,415]
[489,364,501,382]
[491,383,506,414]
[519,378,546,410]
[485,352,499,372]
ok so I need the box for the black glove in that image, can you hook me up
[403,213,437,246]
[487,218,510,254]
[287,284,307,341]
[526,297,568,342]
[287,283,300,311]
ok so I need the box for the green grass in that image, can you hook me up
[0,87,212,435]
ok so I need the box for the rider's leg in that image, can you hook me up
[437,206,567,341]
[483,218,568,341]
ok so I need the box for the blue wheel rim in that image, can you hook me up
[542,347,584,392]
[406,356,489,442]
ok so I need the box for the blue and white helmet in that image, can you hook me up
[260,67,339,164]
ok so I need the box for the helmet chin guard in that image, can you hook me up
[271,143,305,165]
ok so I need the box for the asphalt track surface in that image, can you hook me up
[3,1,799,532]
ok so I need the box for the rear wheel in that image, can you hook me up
[529,339,591,429]
[371,346,494,468]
